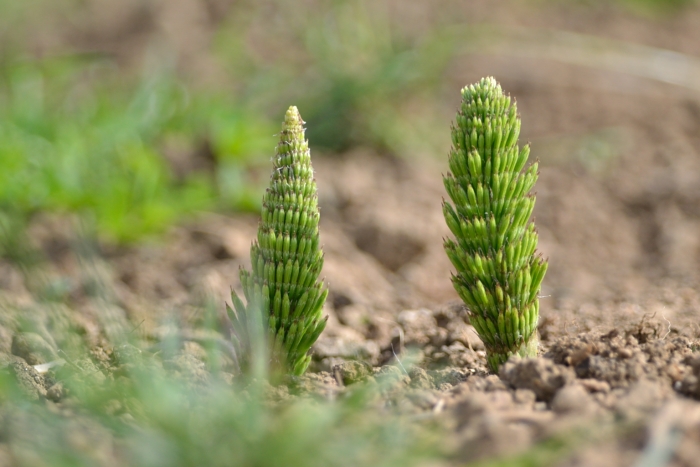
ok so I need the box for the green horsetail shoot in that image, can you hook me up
[228,106,328,376]
[443,77,548,372]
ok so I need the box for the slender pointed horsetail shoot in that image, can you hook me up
[228,106,328,376]
[443,77,548,372]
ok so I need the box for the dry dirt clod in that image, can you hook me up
[454,391,534,462]
[112,343,142,366]
[46,382,64,402]
[408,367,433,390]
[11,332,59,366]
[499,358,575,402]
[332,360,372,386]
[7,356,48,400]
[615,380,673,421]
[398,309,438,347]
[679,353,700,399]
[164,352,210,387]
[464,374,507,392]
[406,389,440,410]
[374,365,410,387]
[313,334,381,366]
[453,391,512,422]
[286,372,341,400]
[550,383,596,414]
[579,378,611,393]
[448,323,484,351]
[432,368,468,388]
[513,388,537,407]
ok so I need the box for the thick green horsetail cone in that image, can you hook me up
[442,77,548,372]
[228,106,328,376]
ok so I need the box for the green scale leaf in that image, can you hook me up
[228,106,328,376]
[442,77,548,372]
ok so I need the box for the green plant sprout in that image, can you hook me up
[442,77,548,372]
[228,106,328,376]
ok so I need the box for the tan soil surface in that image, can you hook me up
[3,1,700,466]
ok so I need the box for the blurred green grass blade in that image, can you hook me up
[0,56,275,243]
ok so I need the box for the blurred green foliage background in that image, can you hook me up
[0,0,694,245]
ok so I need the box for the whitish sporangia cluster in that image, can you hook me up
[228,106,327,376]
[443,77,548,372]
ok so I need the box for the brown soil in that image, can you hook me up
[3,1,700,466]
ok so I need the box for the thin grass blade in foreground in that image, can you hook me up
[228,106,328,376]
[443,77,548,372]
